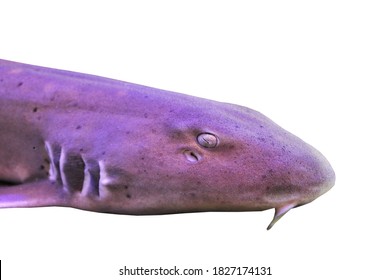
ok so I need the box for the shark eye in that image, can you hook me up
[197,133,219,148]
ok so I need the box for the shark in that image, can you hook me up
[0,59,335,229]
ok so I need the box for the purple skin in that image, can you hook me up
[0,59,335,229]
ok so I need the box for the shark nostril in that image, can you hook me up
[183,149,202,163]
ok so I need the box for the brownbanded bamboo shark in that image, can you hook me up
[0,59,335,229]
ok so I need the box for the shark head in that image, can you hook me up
[92,91,335,230]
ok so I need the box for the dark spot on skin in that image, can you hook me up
[126,194,132,199]
[126,131,130,135]
[76,125,81,130]
[262,175,267,179]
[266,186,270,190]
[79,148,84,152]
[144,113,148,118]
[17,82,23,87]
[32,146,37,150]
[267,184,298,196]
[141,157,145,160]
[169,109,174,113]
[144,95,149,99]
[124,185,128,189]
[33,107,38,113]
[102,151,106,155]
[40,165,45,170]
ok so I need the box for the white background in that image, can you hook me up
[0,1,389,279]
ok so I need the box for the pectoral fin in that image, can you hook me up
[0,179,67,209]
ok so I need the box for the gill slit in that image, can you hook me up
[45,141,101,198]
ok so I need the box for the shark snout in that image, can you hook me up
[265,142,335,230]
[302,148,335,203]
[318,159,335,195]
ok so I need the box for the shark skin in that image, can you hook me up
[0,59,335,229]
